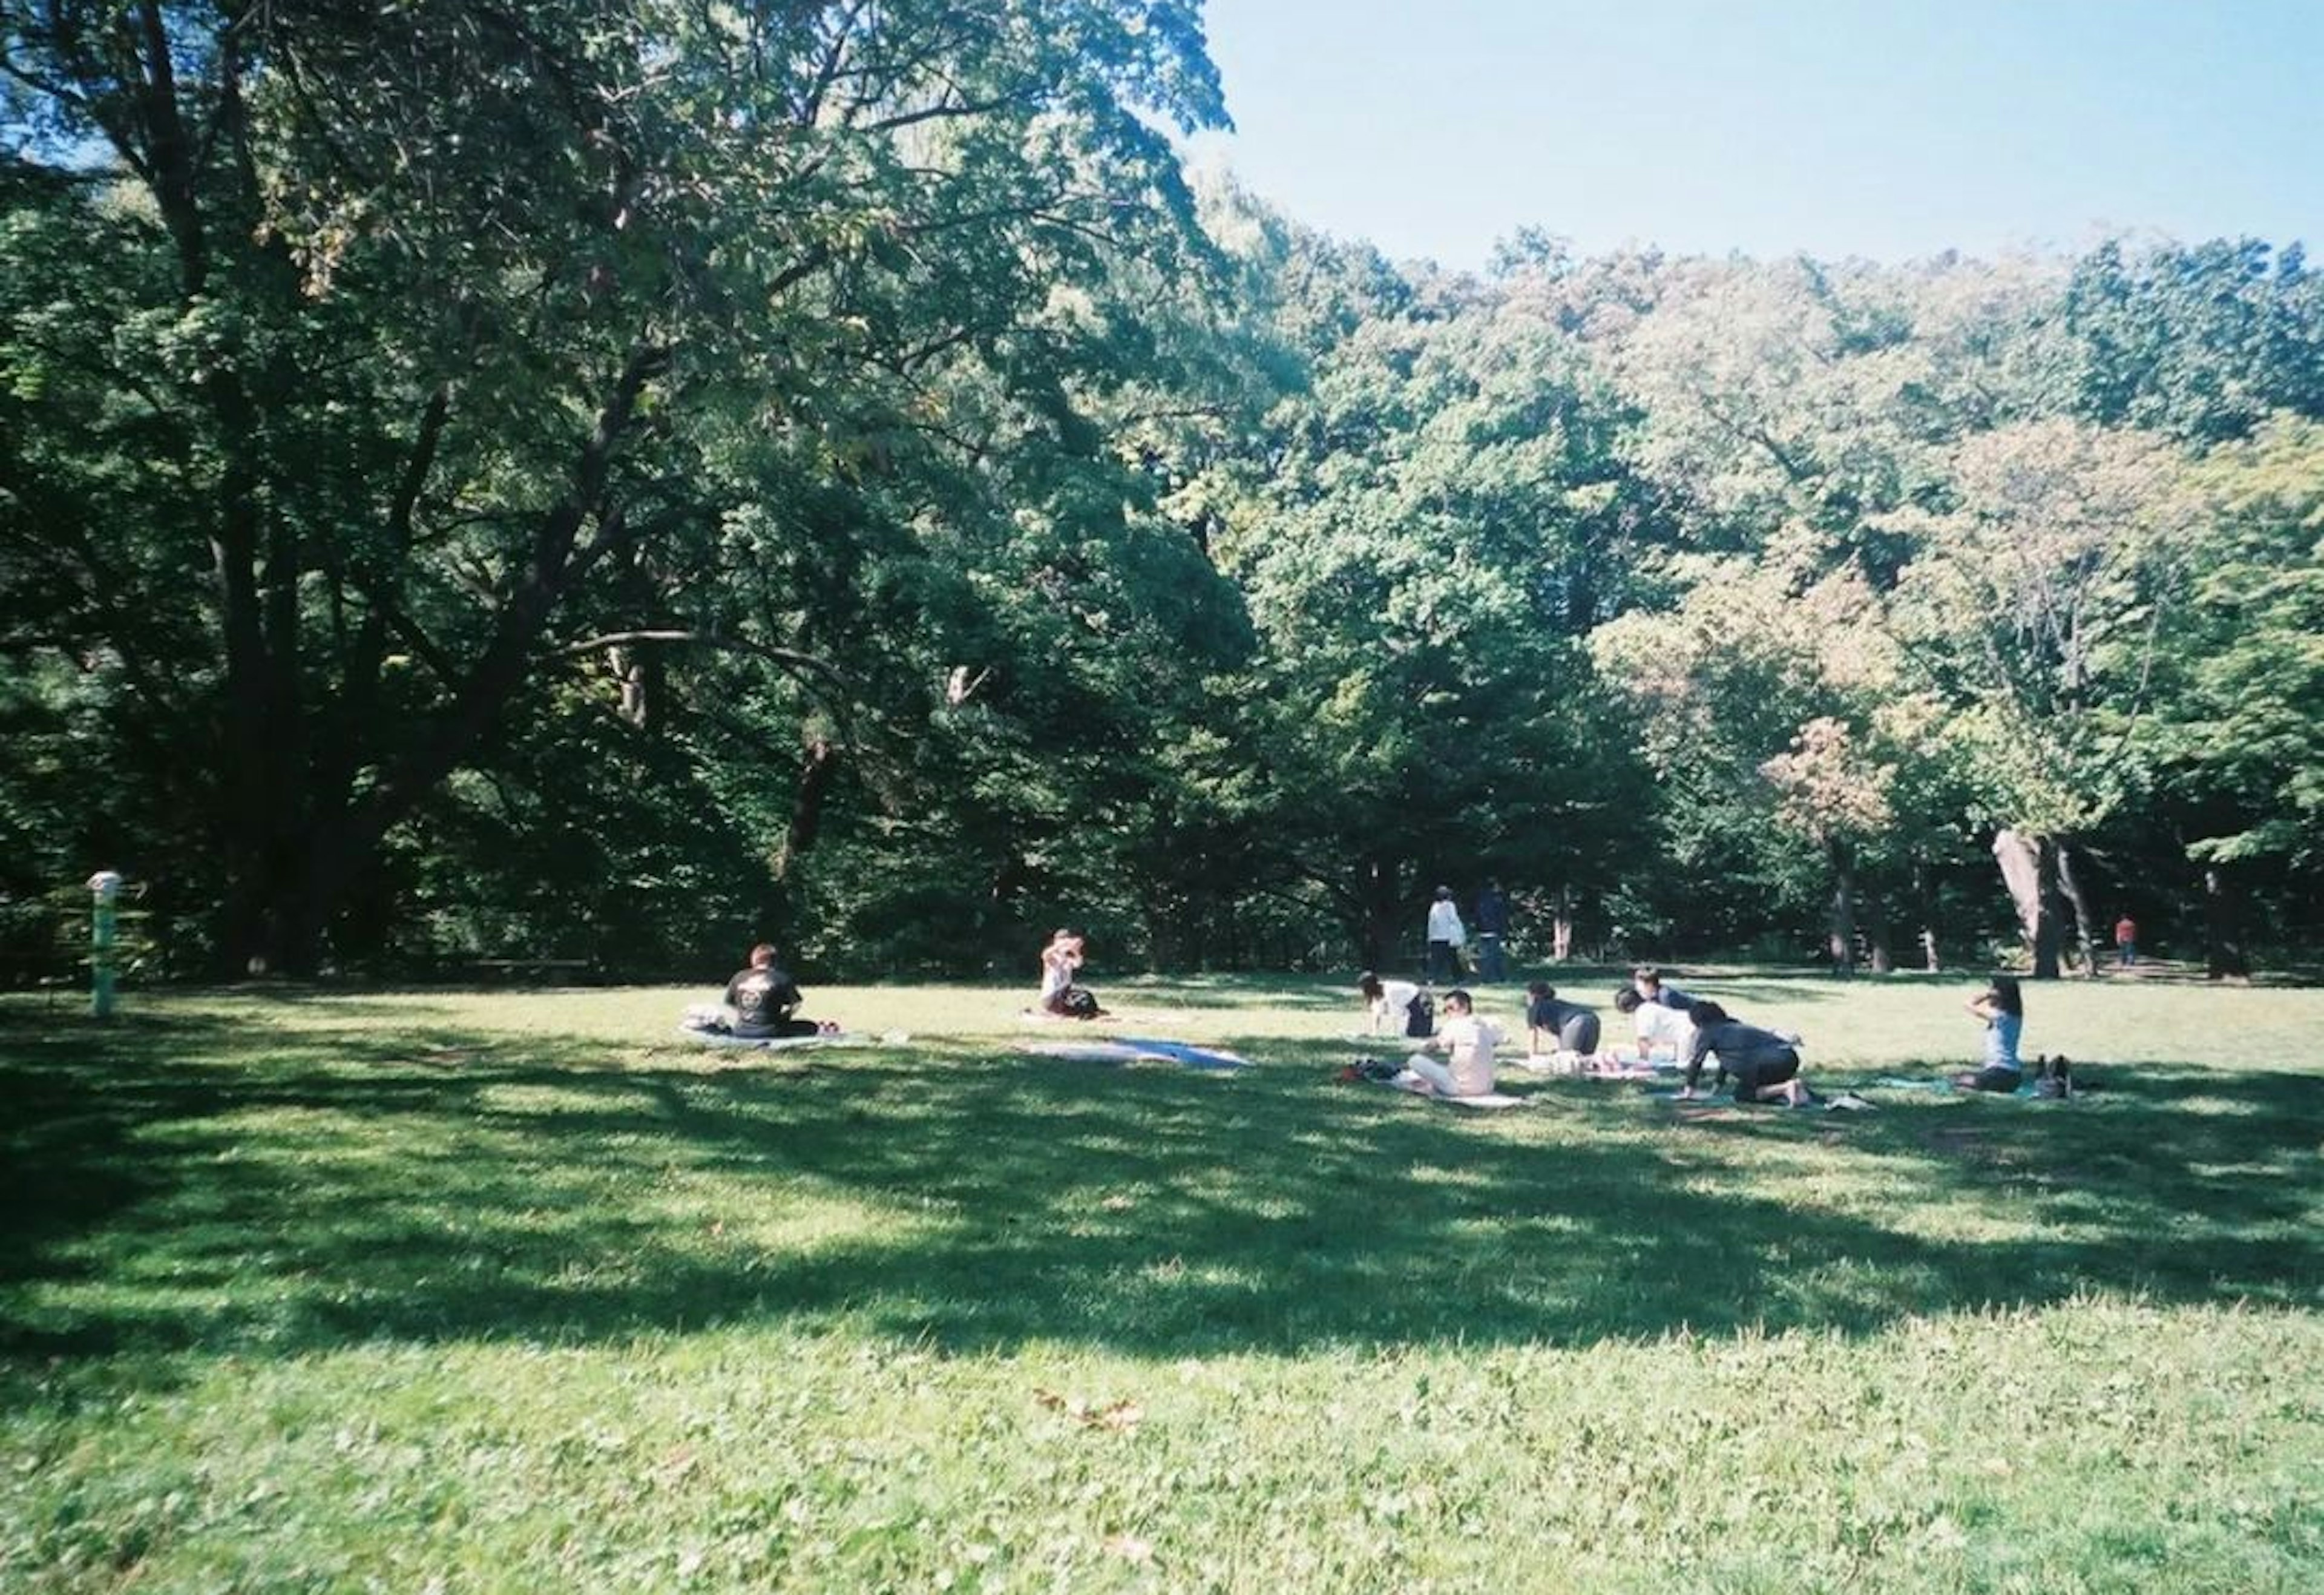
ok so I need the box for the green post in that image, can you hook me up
[88,870,122,1019]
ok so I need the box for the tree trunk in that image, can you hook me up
[773,737,840,881]
[1993,828,2064,978]
[2055,840,2101,979]
[1863,886,1894,973]
[2203,864,2251,980]
[1914,857,1940,972]
[1552,885,1574,962]
[1826,838,1857,976]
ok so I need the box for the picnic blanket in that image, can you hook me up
[1337,1062,1529,1109]
[1863,1074,2075,1102]
[1023,1037,1249,1071]
[1645,1086,1873,1113]
[676,1027,912,1051]
[1370,1073,1531,1110]
[1502,1054,1666,1080]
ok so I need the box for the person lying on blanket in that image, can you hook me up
[1403,989,1503,1097]
[1525,981,1601,1056]
[1679,999,1813,1107]
[1357,970,1426,1036]
[724,942,824,1038]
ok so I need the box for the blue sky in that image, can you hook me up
[1184,0,2324,266]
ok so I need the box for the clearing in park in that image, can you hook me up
[4,972,2319,1591]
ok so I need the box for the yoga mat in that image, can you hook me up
[1023,1038,1249,1071]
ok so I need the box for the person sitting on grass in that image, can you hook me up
[1358,970,1427,1036]
[1037,929,1107,1019]
[1613,985,1693,1062]
[724,942,823,1038]
[1525,981,1601,1057]
[1403,988,1502,1098]
[1952,976,2026,1092]
[1680,999,1813,1106]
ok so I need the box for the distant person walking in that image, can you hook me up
[2115,914,2138,969]
[1425,886,1466,983]
[1474,880,1509,982]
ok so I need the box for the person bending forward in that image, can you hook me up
[1681,1000,1808,1106]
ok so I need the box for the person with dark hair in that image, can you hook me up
[1952,976,2026,1092]
[1403,988,1502,1097]
[1037,929,1106,1019]
[1358,970,1426,1036]
[1525,981,1601,1056]
[1681,999,1811,1105]
[725,942,820,1038]
[1614,983,1693,1061]
[1630,965,1696,1012]
[1425,886,1466,982]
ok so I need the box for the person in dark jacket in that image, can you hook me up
[1681,999,1811,1105]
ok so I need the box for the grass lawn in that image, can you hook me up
[4,969,2320,1592]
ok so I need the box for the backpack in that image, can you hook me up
[1405,990,1436,1039]
[1057,985,1101,1020]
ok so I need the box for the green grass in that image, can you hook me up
[4,970,2321,1592]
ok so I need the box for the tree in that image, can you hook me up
[1887,419,2199,976]
[1,0,1231,972]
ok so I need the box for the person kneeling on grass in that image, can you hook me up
[1952,976,2026,1092]
[1680,999,1811,1106]
[1403,989,1502,1098]
[725,942,824,1039]
[1612,985,1693,1063]
[1525,981,1601,1057]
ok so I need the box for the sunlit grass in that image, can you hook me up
[4,975,2322,1591]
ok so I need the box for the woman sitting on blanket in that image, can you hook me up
[1038,929,1107,1019]
[1403,989,1502,1097]
[724,942,824,1038]
[1680,999,1813,1107]
[1952,976,2026,1092]
[1357,970,1425,1036]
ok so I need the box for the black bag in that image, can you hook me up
[1053,985,1101,1020]
[1405,990,1435,1039]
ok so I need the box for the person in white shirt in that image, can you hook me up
[1425,886,1466,982]
[1357,970,1425,1036]
[1403,989,1500,1097]
[1613,985,1692,1062]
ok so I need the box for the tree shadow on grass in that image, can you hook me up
[3,1010,2317,1375]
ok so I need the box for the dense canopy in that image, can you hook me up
[4,3,2319,981]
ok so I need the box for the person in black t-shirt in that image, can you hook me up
[724,942,819,1038]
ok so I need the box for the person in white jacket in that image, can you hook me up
[1425,886,1466,982]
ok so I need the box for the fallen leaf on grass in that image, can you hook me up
[1032,1389,1144,1433]
[1103,1533,1155,1564]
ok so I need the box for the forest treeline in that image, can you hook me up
[4,3,2319,982]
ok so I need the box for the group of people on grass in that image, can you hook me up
[1357,962,2045,1105]
[689,928,2053,1101]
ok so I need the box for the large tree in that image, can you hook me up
[1,0,1229,972]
